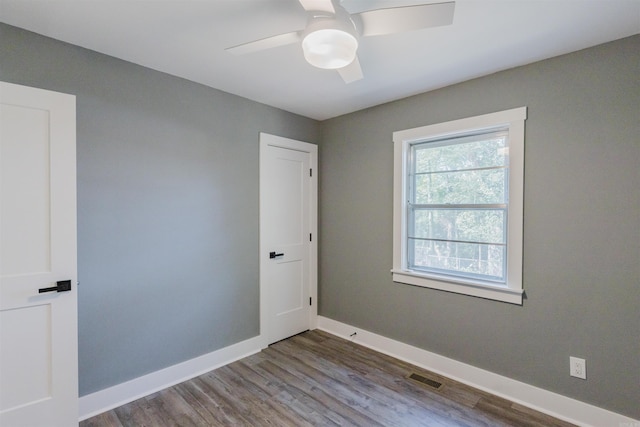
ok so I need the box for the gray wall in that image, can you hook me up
[0,23,319,395]
[318,35,640,419]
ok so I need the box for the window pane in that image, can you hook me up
[404,127,514,286]
[413,168,507,205]
[408,239,505,282]
[411,209,505,245]
[414,134,507,174]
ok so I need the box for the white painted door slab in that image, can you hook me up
[260,133,317,346]
[0,82,78,426]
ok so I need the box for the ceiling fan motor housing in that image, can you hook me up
[301,9,360,69]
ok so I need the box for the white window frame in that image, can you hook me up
[392,107,527,304]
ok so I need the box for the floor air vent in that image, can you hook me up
[408,373,443,390]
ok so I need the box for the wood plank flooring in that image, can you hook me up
[80,330,575,427]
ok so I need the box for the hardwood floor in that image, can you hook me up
[81,330,575,427]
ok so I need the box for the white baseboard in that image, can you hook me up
[317,316,639,427]
[78,335,263,421]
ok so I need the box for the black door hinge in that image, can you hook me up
[309,297,312,306]
[310,168,312,177]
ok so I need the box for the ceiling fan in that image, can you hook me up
[225,0,455,83]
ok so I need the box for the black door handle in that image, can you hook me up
[269,252,284,259]
[39,280,72,293]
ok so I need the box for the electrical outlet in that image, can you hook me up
[570,356,586,379]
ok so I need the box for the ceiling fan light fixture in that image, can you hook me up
[302,28,358,70]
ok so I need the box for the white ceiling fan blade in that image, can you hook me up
[226,31,300,55]
[299,0,335,14]
[356,1,455,37]
[338,56,363,83]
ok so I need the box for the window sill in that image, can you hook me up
[391,269,523,305]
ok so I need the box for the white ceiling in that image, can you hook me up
[1,0,638,120]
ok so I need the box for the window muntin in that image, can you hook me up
[407,130,509,284]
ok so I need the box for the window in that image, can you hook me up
[392,107,526,304]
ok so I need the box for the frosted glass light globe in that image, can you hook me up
[302,28,358,69]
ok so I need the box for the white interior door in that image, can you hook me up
[0,82,78,426]
[260,133,317,346]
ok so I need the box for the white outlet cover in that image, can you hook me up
[570,356,587,379]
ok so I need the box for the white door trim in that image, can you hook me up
[259,133,317,349]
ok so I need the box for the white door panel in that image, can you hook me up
[272,259,303,315]
[260,133,317,345]
[0,82,78,426]
[268,154,305,246]
[1,304,52,411]
[1,104,51,276]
